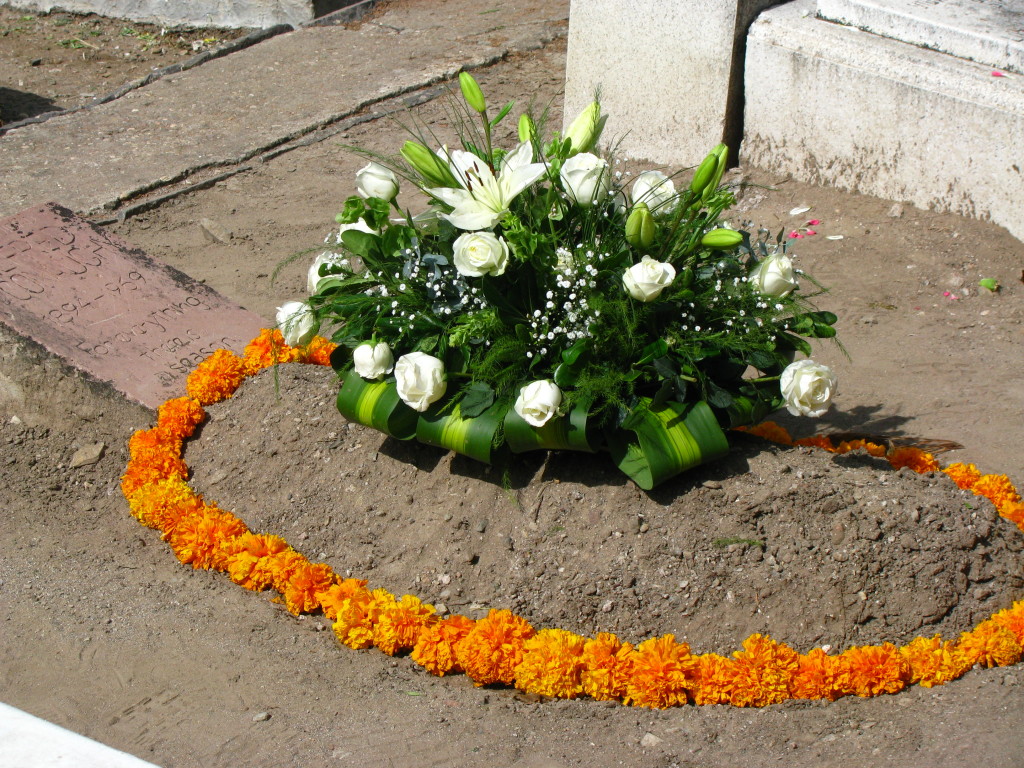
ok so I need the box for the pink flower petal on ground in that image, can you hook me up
[806,230,818,236]
[806,219,821,226]
[788,231,804,239]
[992,70,1006,77]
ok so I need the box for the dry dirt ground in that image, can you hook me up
[0,6,249,125]
[2,7,1024,768]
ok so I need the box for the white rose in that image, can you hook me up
[394,351,447,412]
[352,341,394,380]
[631,170,677,216]
[452,231,510,277]
[514,380,562,427]
[622,255,676,302]
[560,152,611,206]
[750,253,798,297]
[307,252,345,294]
[780,359,837,417]
[355,162,399,202]
[276,301,317,347]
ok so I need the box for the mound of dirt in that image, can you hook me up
[185,365,1024,655]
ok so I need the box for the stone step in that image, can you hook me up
[743,0,1024,241]
[0,0,568,220]
[817,0,1024,75]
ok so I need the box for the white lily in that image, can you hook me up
[428,142,546,231]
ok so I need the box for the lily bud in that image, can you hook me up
[518,113,536,144]
[703,143,729,199]
[459,71,487,113]
[563,101,606,155]
[689,151,718,196]
[400,141,459,188]
[700,227,743,249]
[625,203,657,250]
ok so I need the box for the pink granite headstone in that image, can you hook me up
[0,203,266,408]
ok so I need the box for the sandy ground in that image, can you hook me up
[1,6,1023,768]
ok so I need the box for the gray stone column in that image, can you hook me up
[563,0,786,166]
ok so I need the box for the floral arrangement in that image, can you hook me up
[277,74,840,487]
[121,332,1024,708]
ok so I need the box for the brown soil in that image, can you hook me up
[1,7,1023,768]
[0,6,249,124]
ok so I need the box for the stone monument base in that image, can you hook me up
[743,0,1024,241]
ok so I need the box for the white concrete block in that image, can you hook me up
[563,0,782,166]
[743,0,1024,241]
[817,0,1024,75]
[1,0,321,28]
[0,702,160,768]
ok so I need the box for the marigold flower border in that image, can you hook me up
[120,330,1024,709]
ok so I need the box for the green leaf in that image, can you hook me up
[340,229,378,258]
[652,355,678,379]
[608,400,729,490]
[561,338,588,365]
[335,196,365,225]
[460,383,495,418]
[979,278,1000,292]
[335,370,418,440]
[504,402,597,453]
[705,381,735,409]
[416,401,506,464]
[777,332,812,357]
[635,339,669,366]
[746,349,777,372]
[489,100,515,128]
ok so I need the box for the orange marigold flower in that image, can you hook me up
[727,634,799,707]
[991,601,1024,645]
[514,628,588,699]
[156,397,206,442]
[580,632,633,702]
[737,421,793,445]
[186,348,246,406]
[319,578,370,621]
[374,594,436,656]
[166,504,248,570]
[887,446,940,474]
[220,532,290,591]
[971,474,1021,509]
[301,335,338,367]
[126,477,203,533]
[691,653,737,706]
[266,548,310,593]
[956,620,1023,669]
[835,643,910,698]
[900,636,965,688]
[791,648,843,701]
[1001,501,1024,531]
[332,587,391,650]
[455,609,536,687]
[943,462,981,490]
[121,428,187,496]
[242,329,301,374]
[411,615,476,676]
[828,438,886,457]
[282,561,337,615]
[624,634,698,709]
[796,435,836,452]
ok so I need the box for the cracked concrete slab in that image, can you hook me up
[0,0,567,219]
